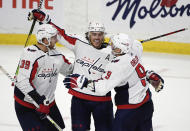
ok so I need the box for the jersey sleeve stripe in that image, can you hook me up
[62,55,71,64]
[29,61,38,88]
[50,22,77,45]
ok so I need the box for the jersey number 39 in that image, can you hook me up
[20,60,30,70]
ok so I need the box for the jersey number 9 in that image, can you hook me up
[135,63,146,87]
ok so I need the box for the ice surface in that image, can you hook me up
[0,45,190,131]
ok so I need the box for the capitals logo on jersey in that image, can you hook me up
[76,57,105,73]
[38,64,58,83]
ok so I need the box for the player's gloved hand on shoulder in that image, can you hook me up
[28,9,51,24]
[63,74,88,89]
[146,70,164,92]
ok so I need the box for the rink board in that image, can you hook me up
[0,33,190,55]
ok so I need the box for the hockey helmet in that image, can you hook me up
[36,24,58,46]
[88,21,105,33]
[111,33,133,55]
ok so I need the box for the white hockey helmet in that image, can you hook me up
[36,24,58,46]
[88,21,105,33]
[111,33,133,55]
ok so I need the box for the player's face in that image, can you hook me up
[89,32,104,49]
[49,35,58,49]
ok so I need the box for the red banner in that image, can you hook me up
[1,0,53,9]
[0,0,2,8]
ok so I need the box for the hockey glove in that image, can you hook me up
[146,70,164,92]
[28,9,51,24]
[63,74,88,89]
[28,90,50,120]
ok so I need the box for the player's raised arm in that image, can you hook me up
[28,9,78,51]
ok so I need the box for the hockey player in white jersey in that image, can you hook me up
[14,24,73,131]
[64,33,164,131]
[28,10,114,131]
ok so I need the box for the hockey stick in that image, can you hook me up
[0,66,15,82]
[24,0,43,47]
[0,65,63,131]
[140,28,188,43]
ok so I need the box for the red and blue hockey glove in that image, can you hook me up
[146,70,164,92]
[36,95,50,113]
[35,95,50,120]
[28,9,51,24]
[63,74,88,89]
[28,90,50,120]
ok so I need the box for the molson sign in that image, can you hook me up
[101,0,190,54]
[106,0,189,28]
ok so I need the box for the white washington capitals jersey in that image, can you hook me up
[54,25,112,101]
[15,45,73,105]
[89,40,152,108]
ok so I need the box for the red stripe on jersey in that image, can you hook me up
[50,22,77,45]
[62,31,77,45]
[117,91,150,109]
[62,55,71,64]
[14,95,55,109]
[68,89,112,102]
[29,61,38,88]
